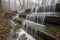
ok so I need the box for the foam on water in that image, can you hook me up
[16,29,36,40]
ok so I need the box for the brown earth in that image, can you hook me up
[0,12,10,40]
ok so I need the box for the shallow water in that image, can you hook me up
[16,29,36,40]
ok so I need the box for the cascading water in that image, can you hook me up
[8,13,20,40]
[35,7,38,12]
[37,16,46,24]
[12,13,19,20]
[24,13,60,40]
[32,8,36,12]
[10,13,19,27]
[10,13,35,40]
[22,20,45,32]
[16,29,35,40]
[33,4,56,12]
[22,20,45,40]
[26,13,46,24]
[26,12,60,25]
[49,4,55,12]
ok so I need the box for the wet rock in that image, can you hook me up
[18,34,27,40]
[12,33,18,38]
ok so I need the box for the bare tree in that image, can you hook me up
[38,0,39,6]
[19,0,22,10]
[27,0,28,9]
[14,0,17,11]
[9,0,10,11]
[23,0,25,9]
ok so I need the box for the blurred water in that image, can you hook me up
[16,29,36,40]
[26,14,46,24]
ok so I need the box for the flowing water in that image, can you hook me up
[7,13,19,40]
[12,13,19,20]
[24,13,60,40]
[22,20,46,40]
[16,29,36,40]
[26,13,46,24]
[8,13,36,40]
[8,4,57,40]
[32,4,56,12]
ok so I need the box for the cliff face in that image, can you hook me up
[55,3,60,12]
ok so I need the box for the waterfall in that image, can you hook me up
[26,13,46,24]
[35,7,38,12]
[32,4,56,12]
[50,5,55,12]
[12,13,19,20]
[10,13,19,26]
[26,12,60,25]
[32,8,36,12]
[26,15,29,20]
[16,29,35,40]
[22,20,45,31]
[22,20,45,38]
[9,13,20,27]
[8,13,20,40]
[37,16,46,24]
